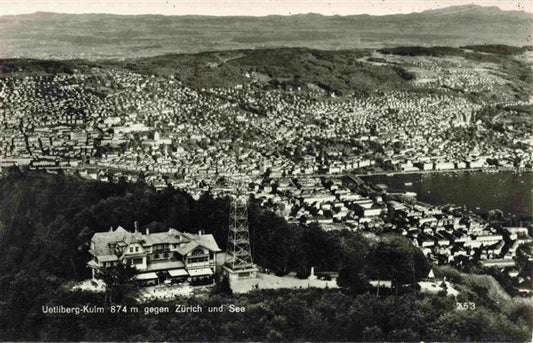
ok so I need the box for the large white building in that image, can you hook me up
[88,226,221,285]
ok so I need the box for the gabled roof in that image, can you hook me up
[91,226,130,256]
[182,232,222,253]
[176,241,200,255]
[90,226,221,259]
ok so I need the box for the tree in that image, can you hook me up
[487,209,504,222]
[2,271,47,339]
[515,243,533,278]
[367,237,430,293]
[100,263,137,303]
[211,274,233,296]
[337,234,370,294]
[362,326,384,340]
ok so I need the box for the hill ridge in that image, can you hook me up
[1,5,530,60]
[4,4,532,18]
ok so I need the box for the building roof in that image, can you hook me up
[182,232,222,253]
[91,226,130,256]
[132,272,158,281]
[90,226,221,260]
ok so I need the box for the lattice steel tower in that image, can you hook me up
[223,179,257,279]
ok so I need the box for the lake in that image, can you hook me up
[361,172,532,219]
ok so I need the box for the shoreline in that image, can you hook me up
[356,169,532,221]
[354,167,532,178]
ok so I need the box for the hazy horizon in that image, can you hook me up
[1,1,531,60]
[2,0,531,17]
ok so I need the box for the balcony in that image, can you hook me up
[229,238,249,245]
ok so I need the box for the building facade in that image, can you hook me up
[88,226,221,285]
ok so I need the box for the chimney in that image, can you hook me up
[198,229,204,235]
[109,226,113,232]
[146,228,150,235]
[134,221,138,233]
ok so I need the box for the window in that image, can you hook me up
[129,247,134,253]
[154,244,168,252]
[132,258,143,265]
[188,256,208,264]
[135,247,139,252]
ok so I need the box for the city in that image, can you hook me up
[0,3,532,342]
[1,48,531,282]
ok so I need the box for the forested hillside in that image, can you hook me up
[0,169,529,341]
[0,168,429,290]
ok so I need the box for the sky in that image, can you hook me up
[1,0,531,16]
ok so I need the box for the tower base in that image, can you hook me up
[222,265,258,281]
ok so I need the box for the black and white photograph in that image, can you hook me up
[0,0,532,341]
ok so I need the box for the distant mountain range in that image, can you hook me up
[0,5,531,60]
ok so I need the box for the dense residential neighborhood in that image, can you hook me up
[1,67,530,186]
[1,48,531,291]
